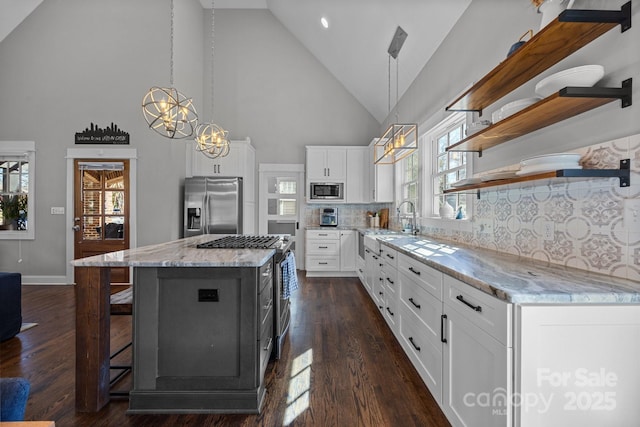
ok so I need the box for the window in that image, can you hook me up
[398,151,419,215]
[430,116,469,218]
[0,141,35,239]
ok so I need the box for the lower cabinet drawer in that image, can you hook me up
[399,306,443,403]
[443,275,512,347]
[307,240,339,254]
[306,256,340,270]
[399,273,442,347]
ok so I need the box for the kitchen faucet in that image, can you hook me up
[397,201,418,235]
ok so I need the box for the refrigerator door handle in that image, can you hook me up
[203,193,209,234]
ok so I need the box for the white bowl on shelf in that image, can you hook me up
[516,164,582,176]
[492,97,541,123]
[534,65,605,98]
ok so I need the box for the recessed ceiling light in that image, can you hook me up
[320,16,329,29]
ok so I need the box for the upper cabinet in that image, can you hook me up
[445,2,632,156]
[188,138,256,203]
[346,147,370,203]
[306,147,347,182]
[369,139,394,203]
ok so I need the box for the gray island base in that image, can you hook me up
[128,263,274,414]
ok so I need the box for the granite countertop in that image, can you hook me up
[306,225,359,230]
[361,230,640,304]
[71,234,275,268]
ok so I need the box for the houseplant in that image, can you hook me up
[0,195,28,230]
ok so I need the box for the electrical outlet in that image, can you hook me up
[624,198,640,227]
[476,219,493,233]
[51,207,65,215]
[542,220,555,241]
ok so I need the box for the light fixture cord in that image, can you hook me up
[210,0,215,119]
[170,0,174,86]
[395,55,399,123]
[387,54,391,115]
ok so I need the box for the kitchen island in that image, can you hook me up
[71,235,276,413]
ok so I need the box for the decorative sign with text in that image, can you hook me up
[75,122,130,144]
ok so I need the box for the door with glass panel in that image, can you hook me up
[73,160,130,284]
[259,172,301,260]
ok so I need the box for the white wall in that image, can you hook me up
[212,10,380,163]
[383,0,639,173]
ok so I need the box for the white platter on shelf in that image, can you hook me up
[516,165,583,176]
[480,171,519,182]
[492,97,542,123]
[451,177,482,187]
[534,65,605,98]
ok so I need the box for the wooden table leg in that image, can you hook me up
[75,266,111,412]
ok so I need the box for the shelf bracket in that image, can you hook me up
[559,78,632,108]
[556,159,630,187]
[559,1,632,33]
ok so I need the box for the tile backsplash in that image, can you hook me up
[419,133,640,282]
[304,203,393,228]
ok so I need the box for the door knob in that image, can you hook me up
[72,225,80,231]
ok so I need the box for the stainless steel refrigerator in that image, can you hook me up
[183,177,243,237]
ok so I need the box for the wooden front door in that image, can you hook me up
[74,159,130,284]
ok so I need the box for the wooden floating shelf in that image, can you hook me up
[446,2,631,113]
[446,80,632,154]
[444,160,630,197]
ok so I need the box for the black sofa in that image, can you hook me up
[0,272,22,341]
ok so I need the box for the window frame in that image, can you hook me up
[432,117,469,218]
[0,141,35,240]
[396,150,420,216]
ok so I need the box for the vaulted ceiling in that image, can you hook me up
[1,0,471,124]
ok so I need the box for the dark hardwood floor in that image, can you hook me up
[1,275,450,427]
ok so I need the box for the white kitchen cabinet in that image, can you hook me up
[305,229,357,277]
[339,230,356,272]
[380,246,398,334]
[397,253,444,403]
[306,147,346,182]
[187,138,256,232]
[345,147,369,203]
[368,139,394,203]
[516,304,640,427]
[441,275,512,427]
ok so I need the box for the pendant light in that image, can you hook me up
[374,26,418,164]
[194,0,230,159]
[142,0,198,139]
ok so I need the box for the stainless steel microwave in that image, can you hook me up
[310,182,344,200]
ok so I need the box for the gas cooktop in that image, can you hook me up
[197,235,281,249]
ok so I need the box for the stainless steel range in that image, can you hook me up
[197,235,293,359]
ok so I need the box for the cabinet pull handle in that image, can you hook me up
[386,254,394,260]
[378,305,383,309]
[386,307,394,316]
[365,249,370,253]
[379,263,384,267]
[319,246,328,249]
[319,262,328,265]
[319,233,328,236]
[378,291,383,296]
[386,278,394,285]
[358,268,363,273]
[409,337,421,352]
[372,255,378,260]
[441,314,447,343]
[408,297,421,309]
[456,295,482,312]
[408,266,421,275]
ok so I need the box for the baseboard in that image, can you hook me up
[21,275,70,285]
